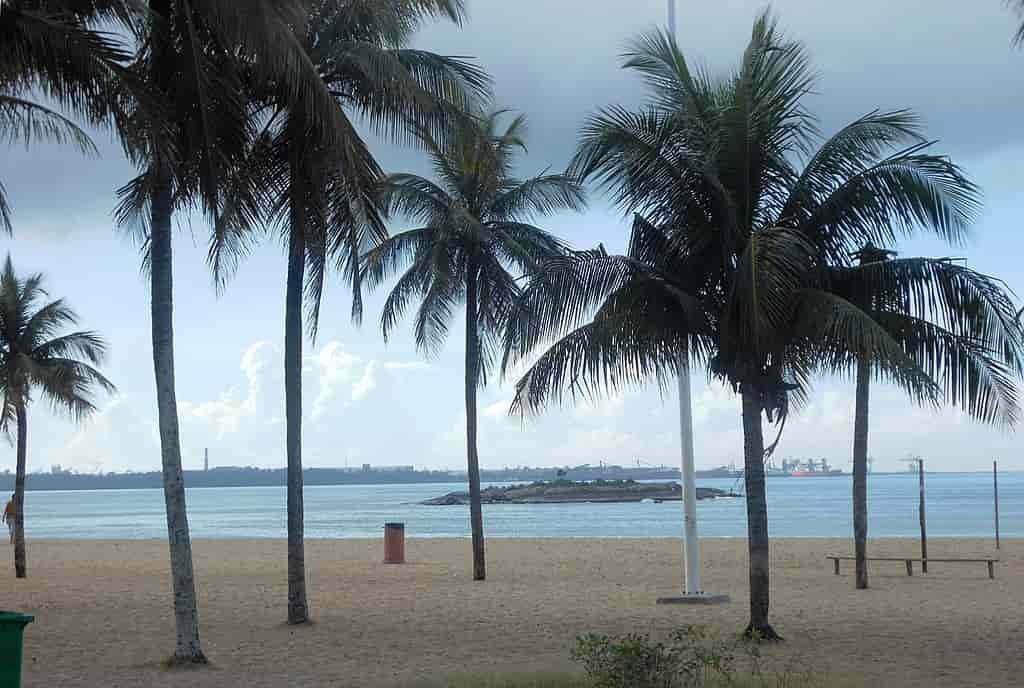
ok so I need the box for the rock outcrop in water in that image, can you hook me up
[421,480,737,505]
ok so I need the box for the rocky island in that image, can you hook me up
[421,480,738,505]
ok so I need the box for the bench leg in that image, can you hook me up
[834,559,840,575]
[905,560,913,576]
[988,561,994,579]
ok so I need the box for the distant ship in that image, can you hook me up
[778,458,844,477]
[697,460,844,479]
[695,465,742,479]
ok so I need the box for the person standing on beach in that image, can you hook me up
[2,495,14,544]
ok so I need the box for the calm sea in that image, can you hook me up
[18,472,1021,540]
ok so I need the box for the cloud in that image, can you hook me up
[351,361,378,401]
[572,392,625,420]
[693,381,738,425]
[308,341,364,421]
[383,361,430,372]
[53,395,159,473]
[482,399,512,418]
[180,340,272,439]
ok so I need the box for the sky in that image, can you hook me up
[2,0,1023,475]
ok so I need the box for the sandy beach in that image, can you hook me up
[5,537,1021,687]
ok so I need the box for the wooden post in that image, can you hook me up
[918,459,928,573]
[987,560,994,580]
[993,461,1001,550]
[834,558,840,575]
[905,560,913,576]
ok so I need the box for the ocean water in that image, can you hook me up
[18,472,1021,540]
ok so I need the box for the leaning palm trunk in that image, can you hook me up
[151,178,205,662]
[852,355,871,590]
[465,260,486,581]
[284,164,309,623]
[741,387,777,639]
[151,192,204,659]
[148,0,203,661]
[13,405,27,578]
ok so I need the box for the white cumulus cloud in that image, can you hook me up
[180,340,272,438]
[351,361,378,401]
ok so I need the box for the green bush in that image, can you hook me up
[571,628,737,688]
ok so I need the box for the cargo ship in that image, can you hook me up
[695,465,742,479]
[780,458,843,477]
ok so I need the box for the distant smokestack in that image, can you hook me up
[204,448,209,472]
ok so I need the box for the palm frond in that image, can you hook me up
[369,108,579,388]
[872,311,1020,425]
[490,175,587,220]
[379,173,453,224]
[780,109,925,227]
[0,179,11,236]
[802,144,981,261]
[791,288,941,406]
[509,303,681,416]
[723,227,817,356]
[1010,0,1024,45]
[0,94,97,153]
[0,256,114,428]
[502,240,709,380]
[1,3,136,129]
[379,247,435,342]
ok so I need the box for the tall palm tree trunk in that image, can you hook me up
[741,387,778,640]
[852,355,871,590]
[151,179,205,662]
[148,0,204,663]
[284,166,309,623]
[13,404,27,578]
[465,259,486,581]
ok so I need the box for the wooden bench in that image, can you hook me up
[826,556,998,579]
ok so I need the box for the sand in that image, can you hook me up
[5,537,1021,687]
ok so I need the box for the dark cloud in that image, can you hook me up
[396,0,1024,168]
[3,0,1022,236]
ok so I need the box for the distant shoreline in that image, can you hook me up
[3,468,1012,493]
[20,535,1023,542]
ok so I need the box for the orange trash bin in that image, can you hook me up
[384,522,405,564]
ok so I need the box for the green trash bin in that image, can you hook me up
[0,611,34,688]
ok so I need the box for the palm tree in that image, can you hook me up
[208,0,488,625]
[364,111,584,580]
[113,0,353,661]
[833,247,1021,589]
[504,13,996,639]
[0,0,136,232]
[1009,0,1024,45]
[0,255,114,578]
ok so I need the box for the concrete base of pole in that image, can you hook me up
[656,593,730,605]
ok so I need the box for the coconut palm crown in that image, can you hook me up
[502,12,1022,638]
[0,255,115,579]
[363,109,585,581]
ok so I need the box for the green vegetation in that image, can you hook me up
[410,627,818,688]
[501,10,1023,638]
[2,0,1023,672]
[206,0,486,627]
[364,109,584,580]
[0,256,114,578]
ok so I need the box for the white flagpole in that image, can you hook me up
[668,0,700,597]
[657,0,728,606]
[677,353,701,593]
